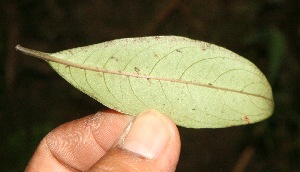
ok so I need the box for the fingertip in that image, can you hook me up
[119,110,171,159]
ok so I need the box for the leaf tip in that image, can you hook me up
[15,44,23,51]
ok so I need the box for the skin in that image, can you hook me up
[25,109,181,172]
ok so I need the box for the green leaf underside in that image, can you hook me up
[16,36,274,128]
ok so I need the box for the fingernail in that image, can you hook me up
[119,110,171,159]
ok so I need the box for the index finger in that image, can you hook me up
[25,110,133,172]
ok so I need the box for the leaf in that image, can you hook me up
[16,36,274,128]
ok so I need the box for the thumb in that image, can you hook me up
[88,110,181,172]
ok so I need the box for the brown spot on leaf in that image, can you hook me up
[110,56,119,61]
[68,50,74,55]
[244,115,251,124]
[176,49,182,53]
[134,67,140,73]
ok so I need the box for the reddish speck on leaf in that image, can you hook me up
[244,115,251,124]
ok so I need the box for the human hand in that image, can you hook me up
[25,110,181,172]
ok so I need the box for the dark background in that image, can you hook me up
[1,0,299,171]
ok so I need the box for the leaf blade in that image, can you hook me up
[16,36,274,128]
